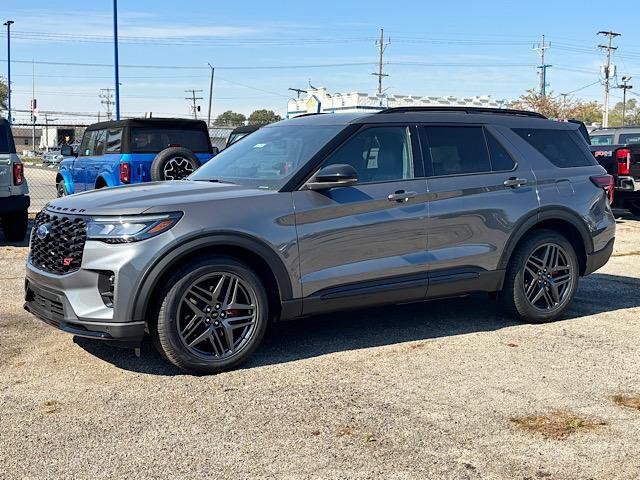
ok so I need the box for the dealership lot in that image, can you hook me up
[0,213,639,479]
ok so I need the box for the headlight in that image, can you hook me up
[86,212,182,243]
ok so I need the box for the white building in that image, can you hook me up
[287,87,512,117]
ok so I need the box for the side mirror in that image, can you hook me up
[211,146,220,156]
[306,164,358,190]
[60,145,76,157]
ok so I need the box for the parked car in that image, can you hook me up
[225,124,261,148]
[25,107,615,374]
[42,151,64,166]
[56,118,218,196]
[589,126,640,215]
[0,119,30,241]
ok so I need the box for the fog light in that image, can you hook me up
[98,271,115,308]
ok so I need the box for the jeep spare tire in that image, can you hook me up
[150,147,201,181]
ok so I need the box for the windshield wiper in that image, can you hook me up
[193,178,235,185]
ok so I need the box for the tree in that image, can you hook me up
[0,76,7,112]
[570,100,602,126]
[214,110,246,127]
[608,98,640,126]
[512,89,603,126]
[248,109,282,125]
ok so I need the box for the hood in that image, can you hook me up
[46,181,275,216]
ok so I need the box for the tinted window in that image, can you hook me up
[590,135,614,146]
[514,128,597,168]
[93,129,107,156]
[424,126,490,176]
[486,132,516,171]
[0,126,10,153]
[619,133,640,145]
[80,130,97,156]
[130,127,210,153]
[106,128,122,153]
[322,126,414,183]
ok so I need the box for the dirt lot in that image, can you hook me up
[1,213,640,479]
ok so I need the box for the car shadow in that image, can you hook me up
[73,271,640,376]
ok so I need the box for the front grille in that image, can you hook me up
[30,210,87,275]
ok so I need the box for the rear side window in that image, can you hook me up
[0,126,10,153]
[619,133,640,145]
[106,128,122,153]
[423,126,491,176]
[590,135,614,146]
[513,128,597,168]
[130,127,210,153]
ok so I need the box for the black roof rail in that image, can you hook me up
[291,112,328,118]
[377,106,547,119]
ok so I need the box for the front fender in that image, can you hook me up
[57,167,75,195]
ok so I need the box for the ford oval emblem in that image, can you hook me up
[36,224,51,240]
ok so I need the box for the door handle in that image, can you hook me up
[387,190,417,202]
[503,177,528,188]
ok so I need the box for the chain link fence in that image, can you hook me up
[12,122,240,213]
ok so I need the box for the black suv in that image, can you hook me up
[25,107,615,373]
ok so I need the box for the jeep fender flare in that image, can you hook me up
[56,169,74,195]
[129,232,294,323]
[498,206,594,271]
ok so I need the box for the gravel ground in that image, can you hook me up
[1,213,640,479]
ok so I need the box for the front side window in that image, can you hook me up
[93,129,107,156]
[130,127,210,153]
[80,130,97,156]
[191,124,343,190]
[321,126,414,183]
[423,126,491,176]
[618,133,640,145]
[590,134,614,146]
[514,128,597,168]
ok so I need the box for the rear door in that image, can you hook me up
[420,124,539,293]
[293,124,429,313]
[0,123,13,193]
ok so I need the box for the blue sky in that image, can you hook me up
[3,0,640,122]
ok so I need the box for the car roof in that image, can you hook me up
[274,108,574,130]
[591,126,640,135]
[230,124,263,134]
[85,117,208,131]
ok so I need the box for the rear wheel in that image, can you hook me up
[627,199,640,216]
[499,230,579,323]
[153,256,268,374]
[1,209,28,242]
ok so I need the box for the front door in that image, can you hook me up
[293,125,429,314]
[419,124,539,293]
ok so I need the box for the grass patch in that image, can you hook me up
[511,411,605,439]
[613,394,640,411]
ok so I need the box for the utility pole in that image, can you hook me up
[618,76,633,126]
[207,63,215,127]
[185,89,203,119]
[371,28,390,96]
[3,20,14,124]
[99,88,114,120]
[113,0,121,120]
[533,34,552,96]
[31,59,36,152]
[288,87,306,99]
[598,30,621,128]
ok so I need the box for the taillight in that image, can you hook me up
[120,162,131,184]
[616,148,631,176]
[13,163,24,185]
[590,174,614,204]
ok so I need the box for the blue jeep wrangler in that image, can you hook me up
[57,118,216,195]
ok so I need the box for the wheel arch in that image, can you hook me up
[499,207,593,275]
[56,170,73,194]
[131,233,294,325]
[95,176,108,189]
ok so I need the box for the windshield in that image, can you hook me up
[590,134,614,146]
[191,124,344,190]
[619,133,640,145]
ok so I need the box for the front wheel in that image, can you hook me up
[499,230,579,323]
[154,256,268,374]
[627,199,640,216]
[56,180,68,197]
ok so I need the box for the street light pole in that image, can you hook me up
[3,20,14,124]
[113,0,121,120]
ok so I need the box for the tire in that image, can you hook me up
[56,180,68,197]
[627,199,640,216]
[498,229,579,323]
[1,209,29,242]
[150,147,201,181]
[153,256,269,374]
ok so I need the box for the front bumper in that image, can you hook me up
[24,280,145,346]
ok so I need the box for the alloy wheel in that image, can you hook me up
[523,243,574,312]
[163,157,196,180]
[177,273,258,360]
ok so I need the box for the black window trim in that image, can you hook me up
[417,123,517,180]
[291,122,427,191]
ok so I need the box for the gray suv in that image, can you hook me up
[24,107,615,374]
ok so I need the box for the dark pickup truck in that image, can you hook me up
[590,127,640,215]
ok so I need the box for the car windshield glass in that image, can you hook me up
[590,134,614,146]
[619,133,640,145]
[191,124,344,190]
[130,127,210,153]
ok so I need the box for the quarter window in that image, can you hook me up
[423,126,491,176]
[513,128,597,168]
[486,132,516,171]
[321,126,415,183]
